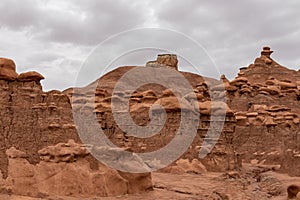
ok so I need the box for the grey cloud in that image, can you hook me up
[155,0,300,43]
[0,0,41,30]
[0,0,299,90]
[0,0,151,46]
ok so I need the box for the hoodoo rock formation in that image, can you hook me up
[0,58,153,198]
[0,57,79,179]
[227,47,300,176]
[72,54,237,172]
[0,58,18,81]
[0,48,300,199]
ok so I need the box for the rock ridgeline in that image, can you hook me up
[70,50,300,176]
[0,47,300,198]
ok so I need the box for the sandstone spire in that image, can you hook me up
[260,46,273,58]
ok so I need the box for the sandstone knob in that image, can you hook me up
[146,54,179,71]
[157,54,178,70]
[0,57,18,80]
[17,71,45,82]
[261,46,273,54]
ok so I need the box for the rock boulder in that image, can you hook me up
[0,58,18,81]
[17,71,44,82]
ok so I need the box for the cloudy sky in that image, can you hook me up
[0,0,299,91]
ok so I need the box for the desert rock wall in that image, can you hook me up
[0,58,79,178]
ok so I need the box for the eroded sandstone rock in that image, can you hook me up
[2,143,153,198]
[17,71,44,82]
[228,47,300,176]
[0,59,79,178]
[146,54,178,70]
[1,47,300,200]
[0,58,18,81]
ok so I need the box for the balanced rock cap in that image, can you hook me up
[0,58,18,81]
[17,71,45,82]
[261,46,273,55]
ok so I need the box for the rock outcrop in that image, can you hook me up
[226,47,300,176]
[0,58,18,81]
[17,71,44,82]
[0,62,79,178]
[70,48,300,175]
[1,141,152,198]
[0,58,152,198]
[238,46,300,84]
[72,57,237,173]
[1,46,300,198]
[146,54,178,71]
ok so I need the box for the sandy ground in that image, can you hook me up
[1,164,300,200]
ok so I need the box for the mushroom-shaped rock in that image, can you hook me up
[198,101,232,115]
[259,46,274,65]
[230,77,249,87]
[0,58,18,80]
[261,46,273,58]
[259,86,281,95]
[17,71,44,82]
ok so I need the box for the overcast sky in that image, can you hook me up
[0,0,299,91]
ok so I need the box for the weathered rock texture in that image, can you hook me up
[0,47,300,198]
[0,58,18,81]
[2,140,152,198]
[0,58,152,197]
[226,47,300,176]
[71,55,237,173]
[0,58,79,178]
[146,54,178,70]
[70,49,300,176]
